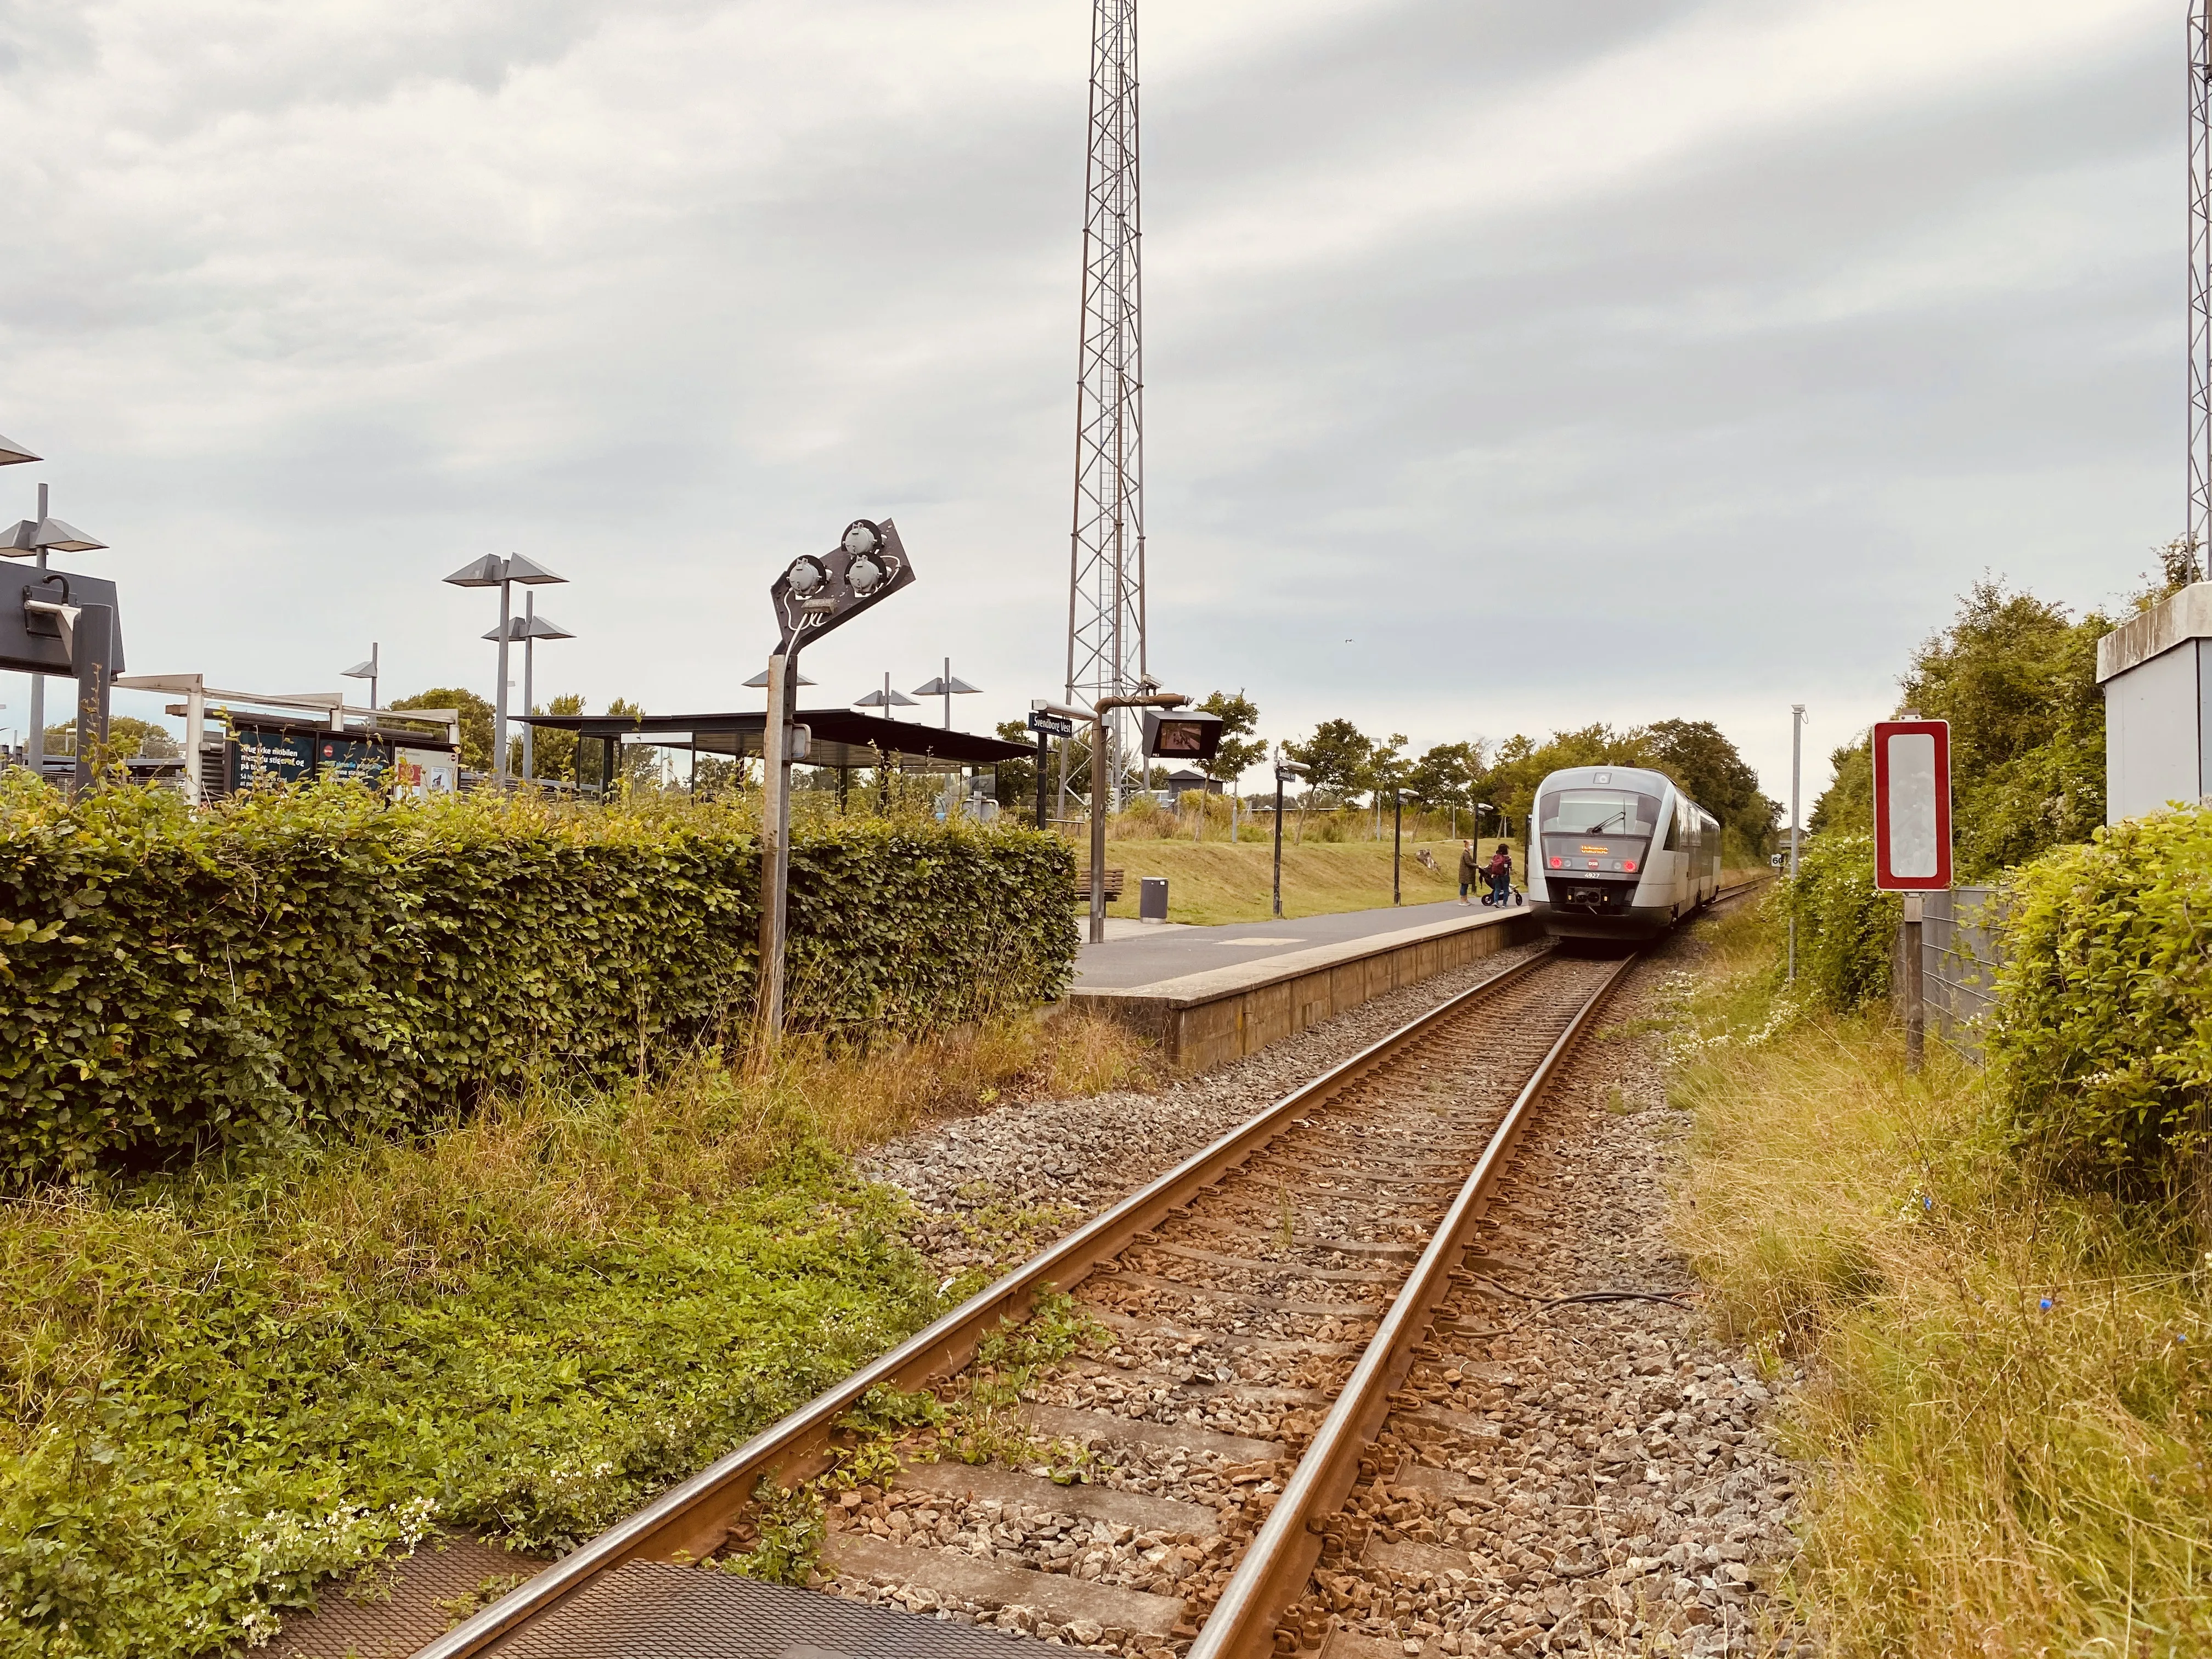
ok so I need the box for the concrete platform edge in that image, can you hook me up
[1062,906,1543,1073]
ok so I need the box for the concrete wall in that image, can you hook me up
[1067,908,1544,1073]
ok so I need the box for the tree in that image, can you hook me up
[1197,690,1266,790]
[1644,718,1779,854]
[527,693,585,784]
[40,715,176,758]
[1808,578,2109,878]
[1485,724,1652,827]
[389,687,494,771]
[994,719,1039,815]
[1406,740,1488,814]
[1283,719,1374,806]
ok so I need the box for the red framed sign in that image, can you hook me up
[1872,719,1952,890]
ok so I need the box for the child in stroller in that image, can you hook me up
[1482,843,1518,907]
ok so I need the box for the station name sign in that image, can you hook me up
[1026,710,1075,739]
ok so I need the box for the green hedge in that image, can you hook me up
[1786,834,1899,1012]
[0,780,1074,1181]
[1988,809,2212,1194]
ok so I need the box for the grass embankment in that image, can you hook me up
[1671,902,2212,1655]
[1090,837,1769,926]
[0,1017,1153,1659]
[1093,838,1518,924]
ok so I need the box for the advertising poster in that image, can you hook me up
[393,748,459,800]
[318,736,391,785]
[234,729,315,789]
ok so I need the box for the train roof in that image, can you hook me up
[1534,764,1676,794]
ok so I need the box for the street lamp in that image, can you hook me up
[483,592,574,781]
[444,553,565,788]
[0,433,40,469]
[0,484,108,773]
[341,644,380,710]
[854,673,918,714]
[1272,757,1308,918]
[911,659,981,729]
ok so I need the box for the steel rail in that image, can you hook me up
[1186,949,1641,1659]
[416,946,1565,1659]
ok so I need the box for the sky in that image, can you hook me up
[0,0,2184,809]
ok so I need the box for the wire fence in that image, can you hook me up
[1921,884,2005,1058]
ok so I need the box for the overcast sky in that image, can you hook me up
[0,0,2181,805]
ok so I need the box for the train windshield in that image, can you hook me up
[1539,789,1661,837]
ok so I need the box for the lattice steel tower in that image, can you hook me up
[1064,0,1147,811]
[2192,1,2212,548]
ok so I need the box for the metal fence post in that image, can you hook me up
[758,652,795,1040]
[1902,890,1924,1072]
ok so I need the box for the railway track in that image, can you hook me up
[421,890,1757,1659]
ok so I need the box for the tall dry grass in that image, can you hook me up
[1672,903,2212,1656]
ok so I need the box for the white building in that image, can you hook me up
[2097,582,2212,823]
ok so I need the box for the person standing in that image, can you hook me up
[1457,839,1480,905]
[1486,842,1514,906]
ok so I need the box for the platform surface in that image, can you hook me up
[1071,898,1516,990]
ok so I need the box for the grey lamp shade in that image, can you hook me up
[0,521,39,557]
[743,668,817,687]
[341,659,377,679]
[0,432,40,467]
[29,517,104,553]
[483,614,577,642]
[912,675,981,696]
[447,552,566,588]
[444,555,507,587]
[854,687,919,708]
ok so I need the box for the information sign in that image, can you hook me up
[1026,710,1075,740]
[318,735,390,785]
[1872,719,1952,891]
[393,747,459,799]
[235,728,315,789]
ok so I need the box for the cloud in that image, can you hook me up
[0,0,2180,807]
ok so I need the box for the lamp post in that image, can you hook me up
[1035,689,1189,944]
[1,484,106,775]
[484,594,574,781]
[1788,703,1805,982]
[1272,755,1308,918]
[444,554,565,787]
[912,659,981,729]
[1392,787,1403,905]
[341,644,380,710]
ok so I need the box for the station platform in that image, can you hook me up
[1064,898,1541,1072]
[1075,898,1491,988]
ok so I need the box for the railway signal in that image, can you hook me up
[1872,716,1952,1071]
[758,519,916,1041]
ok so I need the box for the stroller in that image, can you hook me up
[1481,848,1522,907]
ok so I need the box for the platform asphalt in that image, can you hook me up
[1070,895,1524,990]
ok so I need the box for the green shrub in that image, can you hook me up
[0,778,1074,1181]
[1786,833,1898,1012]
[1988,808,2212,1194]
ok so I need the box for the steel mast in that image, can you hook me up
[2191,0,2212,548]
[1063,0,1147,816]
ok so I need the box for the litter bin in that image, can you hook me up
[1138,876,1169,923]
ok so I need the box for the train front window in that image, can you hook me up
[1539,789,1660,837]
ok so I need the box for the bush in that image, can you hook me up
[0,779,1074,1181]
[1786,834,1898,1012]
[1988,808,2212,1196]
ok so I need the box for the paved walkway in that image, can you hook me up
[1071,897,1523,989]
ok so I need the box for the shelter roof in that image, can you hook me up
[516,708,1027,771]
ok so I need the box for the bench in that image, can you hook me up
[1073,867,1127,902]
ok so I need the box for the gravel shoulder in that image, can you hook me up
[859,912,1815,1657]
